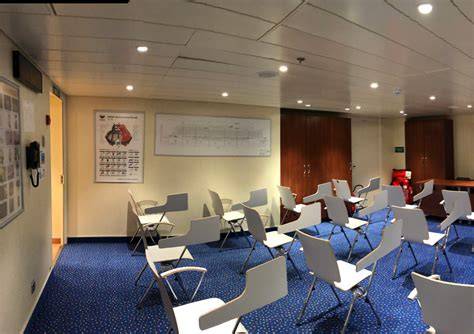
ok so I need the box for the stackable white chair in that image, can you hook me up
[412,272,474,334]
[382,185,417,224]
[412,179,434,207]
[278,202,321,240]
[303,182,333,204]
[357,190,388,225]
[277,185,305,223]
[355,177,381,207]
[240,205,302,279]
[135,215,221,308]
[208,190,248,250]
[333,179,364,205]
[391,206,452,279]
[128,190,177,255]
[441,190,473,241]
[325,196,374,261]
[297,222,402,333]
[231,188,270,226]
[153,256,287,334]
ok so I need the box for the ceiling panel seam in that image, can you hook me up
[450,0,473,24]
[257,0,307,41]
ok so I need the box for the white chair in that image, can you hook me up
[135,214,221,308]
[128,190,176,255]
[413,179,434,207]
[333,179,364,205]
[278,202,321,240]
[277,185,305,224]
[382,185,417,224]
[325,196,374,261]
[412,272,474,334]
[153,256,288,334]
[296,222,402,333]
[441,190,473,241]
[241,205,302,279]
[358,190,388,224]
[303,182,333,203]
[231,188,270,226]
[208,189,248,250]
[355,177,381,207]
[391,206,452,279]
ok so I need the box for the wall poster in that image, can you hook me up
[95,111,144,183]
[0,77,23,229]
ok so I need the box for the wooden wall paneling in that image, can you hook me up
[405,120,425,181]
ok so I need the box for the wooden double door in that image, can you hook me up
[281,109,352,203]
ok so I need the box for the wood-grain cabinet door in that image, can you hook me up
[405,120,426,181]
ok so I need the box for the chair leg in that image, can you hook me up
[136,278,155,308]
[281,209,289,224]
[329,285,342,305]
[365,296,381,325]
[135,262,148,286]
[431,245,439,275]
[442,249,453,273]
[131,237,143,256]
[407,242,418,265]
[219,228,232,251]
[130,227,140,244]
[296,276,317,325]
[240,240,257,274]
[266,246,275,259]
[287,253,302,280]
[239,223,252,247]
[328,225,337,240]
[363,232,374,250]
[340,228,352,247]
[392,242,404,279]
[453,224,460,240]
[341,291,358,334]
[347,232,360,262]
[314,225,320,235]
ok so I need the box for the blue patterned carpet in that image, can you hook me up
[26,210,474,333]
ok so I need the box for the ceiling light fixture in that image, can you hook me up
[279,65,288,73]
[305,104,311,107]
[126,85,134,91]
[370,82,379,89]
[297,99,303,104]
[356,105,361,110]
[400,110,404,114]
[468,104,472,109]
[345,107,350,111]
[429,95,436,101]
[221,92,229,97]
[136,46,148,53]
[417,3,433,15]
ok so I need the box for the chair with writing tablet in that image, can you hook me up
[382,185,417,224]
[277,185,306,224]
[296,222,402,333]
[355,177,381,208]
[333,179,364,206]
[134,214,221,308]
[412,179,434,208]
[153,256,288,334]
[231,188,270,226]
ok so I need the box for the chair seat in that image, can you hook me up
[404,204,418,209]
[173,298,247,333]
[263,231,293,249]
[345,217,368,230]
[423,232,445,246]
[223,211,245,222]
[293,204,305,213]
[333,260,372,291]
[146,245,193,263]
[346,196,364,204]
[466,213,474,220]
[138,214,170,226]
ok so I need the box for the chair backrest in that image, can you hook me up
[231,188,268,211]
[128,189,143,215]
[278,202,321,234]
[358,190,388,217]
[242,205,267,243]
[158,216,221,248]
[412,272,474,334]
[413,180,434,202]
[144,193,188,214]
[356,177,381,197]
[277,185,296,210]
[146,255,179,333]
[208,189,225,217]
[441,190,472,215]
[356,221,403,271]
[298,230,341,284]
[382,185,406,206]
[199,256,288,331]
[324,196,349,227]
[333,179,352,200]
[303,182,332,203]
[392,206,429,243]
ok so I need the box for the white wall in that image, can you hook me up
[0,31,53,333]
[381,118,406,184]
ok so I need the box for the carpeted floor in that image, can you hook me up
[26,210,474,333]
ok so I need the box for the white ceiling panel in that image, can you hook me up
[452,0,474,21]
[192,0,303,23]
[0,4,51,15]
[53,0,274,39]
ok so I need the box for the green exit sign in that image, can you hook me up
[394,146,405,153]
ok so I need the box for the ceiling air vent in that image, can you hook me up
[258,70,278,78]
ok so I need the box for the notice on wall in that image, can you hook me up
[95,111,144,183]
[0,77,23,229]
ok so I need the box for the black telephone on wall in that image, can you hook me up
[26,141,41,187]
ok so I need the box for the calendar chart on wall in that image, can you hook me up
[155,114,271,157]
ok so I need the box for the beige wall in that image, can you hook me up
[0,31,53,333]
[453,114,474,178]
[67,97,281,236]
[381,118,406,184]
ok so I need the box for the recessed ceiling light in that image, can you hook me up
[297,99,303,104]
[221,92,229,97]
[429,95,436,100]
[468,104,472,109]
[370,82,379,89]
[136,46,148,53]
[126,85,134,91]
[305,104,311,107]
[345,107,350,111]
[403,113,408,116]
[400,110,404,114]
[355,105,361,110]
[417,3,433,15]
[279,65,288,73]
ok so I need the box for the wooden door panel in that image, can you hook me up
[405,120,425,182]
